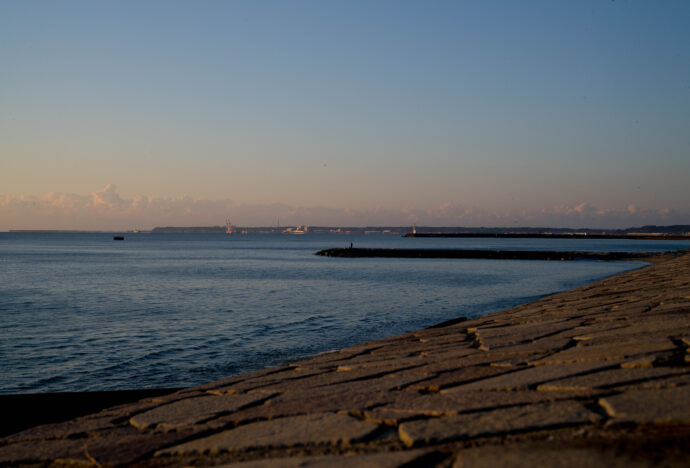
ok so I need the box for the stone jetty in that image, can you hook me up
[1,253,689,467]
[315,247,666,261]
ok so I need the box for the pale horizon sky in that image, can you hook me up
[1,1,689,230]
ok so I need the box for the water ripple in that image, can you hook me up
[2,233,679,393]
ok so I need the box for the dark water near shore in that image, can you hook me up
[2,233,688,394]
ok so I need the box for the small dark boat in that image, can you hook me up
[113,236,125,241]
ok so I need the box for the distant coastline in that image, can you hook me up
[8,224,690,237]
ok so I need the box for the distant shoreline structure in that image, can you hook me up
[7,224,690,237]
[405,232,690,241]
[316,247,690,261]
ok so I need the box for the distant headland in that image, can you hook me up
[8,224,690,237]
[146,224,690,237]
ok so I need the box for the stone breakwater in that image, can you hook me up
[2,255,690,467]
[315,248,666,261]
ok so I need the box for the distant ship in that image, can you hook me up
[283,225,309,234]
[225,219,235,234]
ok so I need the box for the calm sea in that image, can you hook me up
[2,233,688,394]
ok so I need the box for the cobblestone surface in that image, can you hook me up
[2,253,689,467]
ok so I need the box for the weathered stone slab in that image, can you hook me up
[252,369,431,399]
[579,331,688,348]
[362,407,418,425]
[3,414,117,442]
[330,355,427,372]
[406,366,513,391]
[572,317,690,344]
[411,330,469,344]
[207,365,350,395]
[130,394,268,430]
[620,356,656,368]
[651,302,690,315]
[0,428,192,466]
[534,340,676,364]
[71,427,198,466]
[489,339,572,354]
[208,391,394,426]
[474,320,575,348]
[443,362,617,392]
[211,368,328,394]
[599,387,690,423]
[241,365,427,393]
[452,445,658,468]
[368,341,466,358]
[157,413,380,455]
[398,400,600,447]
[202,366,298,392]
[72,397,168,421]
[416,345,478,359]
[537,368,689,391]
[218,449,429,467]
[381,390,599,416]
[635,372,690,389]
[0,439,86,464]
[137,388,207,405]
[427,350,543,369]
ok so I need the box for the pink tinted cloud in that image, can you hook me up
[0,185,687,230]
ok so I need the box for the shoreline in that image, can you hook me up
[2,252,689,466]
[1,251,667,435]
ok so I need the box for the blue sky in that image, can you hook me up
[1,1,689,229]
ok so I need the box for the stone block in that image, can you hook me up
[210,369,330,394]
[473,320,575,348]
[1,428,193,466]
[382,390,598,416]
[157,413,380,455]
[443,362,616,392]
[416,345,478,359]
[209,391,394,426]
[428,351,542,370]
[599,386,690,423]
[0,439,86,464]
[537,368,689,391]
[635,372,690,389]
[362,407,418,425]
[407,365,512,391]
[3,414,116,442]
[77,427,198,466]
[241,364,427,394]
[534,340,676,364]
[452,445,657,468]
[398,400,599,447]
[217,449,428,468]
[130,394,268,430]
[330,355,427,372]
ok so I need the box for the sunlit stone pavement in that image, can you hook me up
[2,253,689,467]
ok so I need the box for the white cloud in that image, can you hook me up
[0,185,687,231]
[92,184,128,209]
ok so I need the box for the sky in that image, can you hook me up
[1,0,689,230]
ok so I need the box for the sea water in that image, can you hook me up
[1,233,688,394]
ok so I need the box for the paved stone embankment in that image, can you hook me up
[2,254,690,467]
